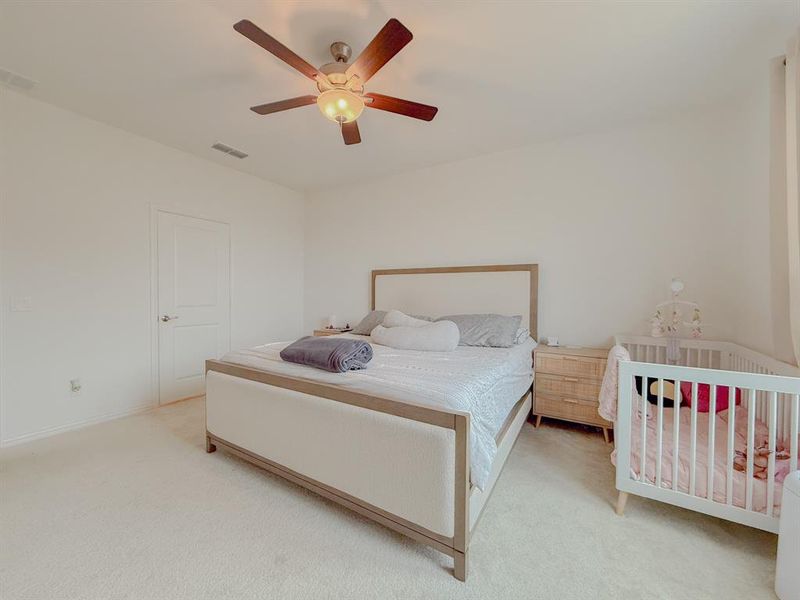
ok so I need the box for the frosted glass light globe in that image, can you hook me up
[316,89,364,124]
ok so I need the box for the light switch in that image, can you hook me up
[10,296,33,312]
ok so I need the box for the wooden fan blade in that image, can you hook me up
[345,18,412,84]
[341,121,361,145]
[250,95,317,115]
[365,93,438,121]
[234,20,322,80]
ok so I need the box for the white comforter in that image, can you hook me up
[220,334,536,489]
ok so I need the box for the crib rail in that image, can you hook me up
[616,336,724,368]
[616,360,800,533]
[615,335,800,376]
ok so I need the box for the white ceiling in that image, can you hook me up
[0,1,797,191]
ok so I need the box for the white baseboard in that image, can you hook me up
[0,402,157,448]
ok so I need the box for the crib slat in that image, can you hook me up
[767,392,777,518]
[672,379,681,491]
[690,381,698,496]
[656,378,664,488]
[640,382,648,483]
[746,389,756,511]
[726,386,736,505]
[792,394,799,473]
[784,394,791,444]
[707,385,717,501]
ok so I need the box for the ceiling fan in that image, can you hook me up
[233,18,438,146]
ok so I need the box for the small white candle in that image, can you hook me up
[328,315,337,328]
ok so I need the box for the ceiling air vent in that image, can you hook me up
[211,141,248,159]
[0,67,37,91]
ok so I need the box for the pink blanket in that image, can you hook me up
[616,404,793,512]
[598,345,631,422]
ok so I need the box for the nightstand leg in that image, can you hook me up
[602,428,610,444]
[534,414,542,428]
[615,491,629,516]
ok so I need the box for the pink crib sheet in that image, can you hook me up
[614,404,795,514]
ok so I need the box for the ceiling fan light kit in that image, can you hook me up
[233,18,438,146]
[316,89,364,124]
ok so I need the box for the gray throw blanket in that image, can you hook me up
[279,336,373,373]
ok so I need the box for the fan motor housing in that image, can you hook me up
[319,47,363,94]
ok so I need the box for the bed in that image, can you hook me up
[204,264,539,580]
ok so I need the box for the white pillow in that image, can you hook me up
[382,310,432,329]
[371,321,460,352]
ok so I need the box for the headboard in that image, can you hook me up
[371,264,539,341]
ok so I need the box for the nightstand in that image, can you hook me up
[313,328,351,337]
[533,346,612,443]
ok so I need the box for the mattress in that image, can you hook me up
[219,335,536,489]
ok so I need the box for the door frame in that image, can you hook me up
[149,204,232,406]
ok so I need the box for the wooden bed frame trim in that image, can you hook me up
[205,360,458,428]
[206,263,539,581]
[370,263,539,342]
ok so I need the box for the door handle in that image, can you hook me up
[160,315,179,322]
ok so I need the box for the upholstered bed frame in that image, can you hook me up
[204,264,539,580]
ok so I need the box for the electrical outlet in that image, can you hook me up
[70,379,82,394]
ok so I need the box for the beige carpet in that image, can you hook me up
[0,398,779,599]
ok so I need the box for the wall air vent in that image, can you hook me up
[211,141,248,159]
[0,67,37,91]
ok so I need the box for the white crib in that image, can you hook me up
[614,335,800,532]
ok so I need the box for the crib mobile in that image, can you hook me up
[649,279,703,363]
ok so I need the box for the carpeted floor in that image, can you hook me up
[0,398,779,599]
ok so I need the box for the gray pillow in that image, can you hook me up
[437,314,522,348]
[351,310,387,335]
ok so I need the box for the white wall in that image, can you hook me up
[1,78,791,446]
[767,56,795,364]
[0,90,305,445]
[304,104,784,358]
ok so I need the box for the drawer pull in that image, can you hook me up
[564,377,579,383]
[563,397,579,404]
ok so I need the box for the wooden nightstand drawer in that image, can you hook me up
[535,373,601,402]
[535,393,607,427]
[535,353,605,379]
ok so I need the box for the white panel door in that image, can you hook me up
[157,211,230,404]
